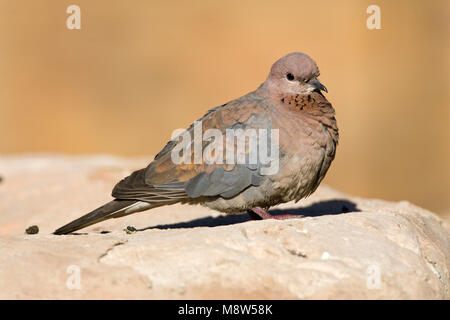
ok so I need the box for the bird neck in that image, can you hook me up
[255,80,283,101]
[277,92,338,145]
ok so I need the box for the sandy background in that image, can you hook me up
[0,0,449,216]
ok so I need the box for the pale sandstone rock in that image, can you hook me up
[0,155,448,299]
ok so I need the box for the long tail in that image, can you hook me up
[53,200,152,235]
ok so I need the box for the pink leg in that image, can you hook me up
[247,207,299,220]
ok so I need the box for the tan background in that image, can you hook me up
[0,0,449,216]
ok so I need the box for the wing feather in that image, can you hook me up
[112,92,272,202]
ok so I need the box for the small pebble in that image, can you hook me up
[125,226,137,234]
[25,225,39,235]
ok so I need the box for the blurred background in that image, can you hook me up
[0,0,449,217]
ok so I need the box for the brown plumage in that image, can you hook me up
[54,52,338,235]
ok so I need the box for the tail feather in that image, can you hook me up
[53,200,151,235]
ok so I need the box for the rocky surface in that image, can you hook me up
[0,155,449,299]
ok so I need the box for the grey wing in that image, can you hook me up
[112,163,266,203]
[184,165,265,199]
[112,94,272,203]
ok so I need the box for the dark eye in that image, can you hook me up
[286,73,295,81]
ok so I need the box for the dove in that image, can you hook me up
[54,52,338,235]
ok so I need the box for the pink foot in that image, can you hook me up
[247,207,299,220]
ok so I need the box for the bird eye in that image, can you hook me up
[286,73,295,81]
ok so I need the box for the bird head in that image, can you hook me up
[261,52,327,97]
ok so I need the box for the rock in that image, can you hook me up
[25,225,39,235]
[0,155,448,299]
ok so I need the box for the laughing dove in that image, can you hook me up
[54,52,338,234]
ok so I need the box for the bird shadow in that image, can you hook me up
[138,199,359,231]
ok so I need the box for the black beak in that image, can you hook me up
[309,78,328,93]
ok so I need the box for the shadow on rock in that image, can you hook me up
[269,199,359,217]
[141,199,359,231]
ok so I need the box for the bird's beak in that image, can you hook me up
[308,78,328,93]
